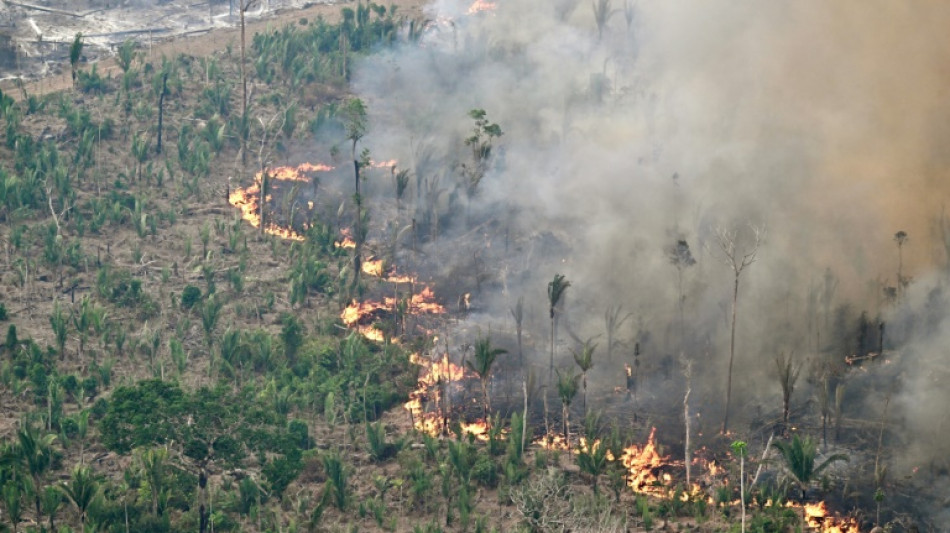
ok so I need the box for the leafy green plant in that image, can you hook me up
[366,421,403,462]
[771,434,847,502]
[181,285,201,310]
[322,452,348,510]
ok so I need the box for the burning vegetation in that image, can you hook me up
[228,162,333,240]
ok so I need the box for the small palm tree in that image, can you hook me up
[510,296,529,453]
[18,424,57,522]
[772,434,847,503]
[572,338,597,417]
[774,352,801,434]
[199,296,223,350]
[576,412,609,494]
[49,301,69,359]
[467,336,507,418]
[547,274,571,380]
[2,479,24,533]
[556,368,580,442]
[41,485,62,531]
[69,33,84,84]
[60,465,99,528]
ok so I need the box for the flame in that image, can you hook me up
[404,353,474,436]
[228,162,332,240]
[621,428,671,495]
[535,433,571,450]
[369,159,398,169]
[467,0,496,14]
[796,502,860,533]
[460,420,492,441]
[386,273,416,283]
[362,258,386,277]
[341,286,446,342]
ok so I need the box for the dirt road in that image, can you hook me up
[0,0,428,100]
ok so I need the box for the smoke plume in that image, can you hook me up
[342,0,950,522]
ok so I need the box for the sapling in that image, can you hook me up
[731,440,748,533]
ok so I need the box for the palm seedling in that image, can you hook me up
[572,338,596,417]
[771,434,847,504]
[774,352,801,434]
[60,465,99,528]
[466,335,507,419]
[18,423,57,523]
[555,368,580,443]
[547,274,571,379]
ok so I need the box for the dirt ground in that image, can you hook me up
[0,0,429,100]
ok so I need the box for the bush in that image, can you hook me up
[0,301,8,321]
[181,285,202,309]
[472,453,498,488]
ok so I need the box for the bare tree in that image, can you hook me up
[668,239,696,342]
[939,207,950,278]
[713,224,763,434]
[604,305,631,361]
[774,352,801,435]
[510,296,529,453]
[591,0,616,41]
[238,0,259,165]
[682,357,692,486]
[894,230,908,300]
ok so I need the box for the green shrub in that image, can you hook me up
[472,453,498,488]
[181,285,202,309]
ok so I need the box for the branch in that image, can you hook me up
[46,185,73,236]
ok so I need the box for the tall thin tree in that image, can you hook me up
[510,296,528,453]
[713,224,762,434]
[343,98,368,297]
[894,230,908,300]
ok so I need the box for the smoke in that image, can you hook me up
[343,0,950,521]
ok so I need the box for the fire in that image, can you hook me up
[404,353,475,436]
[621,428,671,495]
[798,501,860,533]
[460,420,491,441]
[535,433,571,451]
[369,159,398,169]
[362,258,386,277]
[228,162,332,241]
[341,286,446,342]
[267,162,333,182]
[467,0,496,14]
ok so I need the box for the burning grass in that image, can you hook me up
[228,162,332,240]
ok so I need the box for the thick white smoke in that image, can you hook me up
[346,0,950,522]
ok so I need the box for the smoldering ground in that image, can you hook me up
[315,0,950,523]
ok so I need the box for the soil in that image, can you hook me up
[0,0,428,100]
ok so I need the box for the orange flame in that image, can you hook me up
[228,162,332,241]
[795,501,860,533]
[621,428,670,494]
[369,159,398,169]
[534,433,571,451]
[362,258,386,277]
[404,353,474,436]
